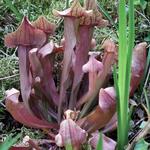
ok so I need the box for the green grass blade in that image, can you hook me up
[117,0,135,149]
[0,133,21,150]
[66,0,69,8]
[118,0,127,121]
[144,88,150,113]
[4,0,23,21]
[96,132,103,150]
[118,0,127,148]
[124,0,135,136]
[144,47,150,77]
[113,64,121,146]
[97,2,118,31]
[113,64,120,117]
[113,64,119,105]
[126,0,135,86]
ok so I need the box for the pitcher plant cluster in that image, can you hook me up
[4,0,147,149]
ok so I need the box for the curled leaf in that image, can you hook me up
[4,16,46,48]
[38,42,60,105]
[101,39,117,71]
[29,48,43,78]
[53,0,92,17]
[76,55,103,107]
[99,87,116,112]
[5,88,58,129]
[55,118,87,149]
[64,109,80,120]
[80,0,108,26]
[77,40,116,108]
[83,55,103,73]
[32,16,56,35]
[130,42,147,95]
[78,87,116,133]
[29,46,58,119]
[4,17,47,115]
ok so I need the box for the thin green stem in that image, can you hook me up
[96,132,103,150]
[113,65,121,148]
[66,0,69,8]
[144,89,150,113]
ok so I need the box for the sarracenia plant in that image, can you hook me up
[4,0,147,149]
